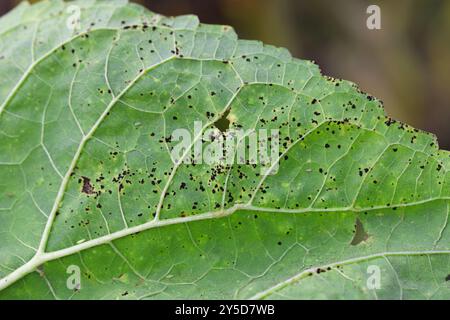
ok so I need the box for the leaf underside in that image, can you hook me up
[0,0,449,300]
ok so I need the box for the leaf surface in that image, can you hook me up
[0,0,449,300]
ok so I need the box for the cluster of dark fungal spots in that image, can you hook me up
[210,165,230,182]
[324,75,344,87]
[122,23,152,32]
[259,185,270,195]
[315,266,332,274]
[241,55,254,63]
[96,87,112,96]
[340,100,358,112]
[190,201,199,210]
[233,220,244,229]
[225,189,235,205]
[284,79,297,91]
[358,167,370,177]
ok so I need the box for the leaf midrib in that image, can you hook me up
[0,197,447,292]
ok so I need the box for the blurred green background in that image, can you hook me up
[1,0,449,149]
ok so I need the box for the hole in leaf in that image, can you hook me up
[214,108,231,133]
[350,218,369,245]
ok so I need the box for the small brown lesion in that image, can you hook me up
[81,176,95,195]
[36,266,45,277]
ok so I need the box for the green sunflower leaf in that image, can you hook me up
[0,0,448,300]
